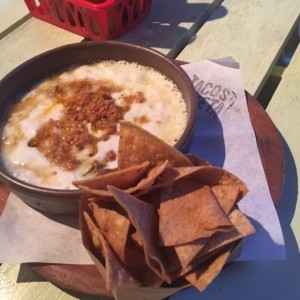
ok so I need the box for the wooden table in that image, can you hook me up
[1,1,300,299]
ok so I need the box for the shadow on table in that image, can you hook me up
[118,0,227,52]
[170,135,300,300]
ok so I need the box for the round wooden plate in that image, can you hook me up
[0,92,285,297]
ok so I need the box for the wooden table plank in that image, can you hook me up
[0,1,221,80]
[177,0,300,97]
[266,44,300,241]
[0,17,83,80]
[0,0,29,37]
[119,0,221,56]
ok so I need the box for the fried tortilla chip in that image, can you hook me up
[156,165,247,206]
[185,153,211,166]
[96,227,140,290]
[107,185,171,283]
[211,185,240,214]
[84,202,162,287]
[90,201,163,287]
[83,211,104,255]
[74,161,150,190]
[130,230,144,248]
[174,238,209,270]
[188,166,248,202]
[130,160,170,197]
[228,207,255,237]
[184,243,234,292]
[78,160,170,198]
[159,179,233,246]
[118,121,193,169]
[173,237,209,269]
[187,208,255,270]
[123,240,164,287]
[171,206,255,271]
[89,202,131,261]
[198,208,255,258]
[155,165,248,216]
[152,166,202,189]
[78,122,254,293]
[83,210,139,289]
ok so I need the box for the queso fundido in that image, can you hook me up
[1,61,187,190]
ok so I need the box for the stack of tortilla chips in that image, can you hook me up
[76,121,255,292]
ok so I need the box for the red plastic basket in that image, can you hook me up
[24,0,152,40]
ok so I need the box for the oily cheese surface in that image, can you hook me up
[1,61,187,189]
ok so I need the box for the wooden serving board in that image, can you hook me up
[0,92,285,296]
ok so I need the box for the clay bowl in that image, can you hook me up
[0,41,197,214]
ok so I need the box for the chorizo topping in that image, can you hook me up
[2,61,187,189]
[28,80,144,171]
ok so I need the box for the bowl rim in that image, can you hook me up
[0,40,197,196]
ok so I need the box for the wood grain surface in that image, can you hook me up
[177,0,300,97]
[267,44,300,239]
[0,0,29,38]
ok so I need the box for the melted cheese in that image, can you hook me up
[2,61,187,189]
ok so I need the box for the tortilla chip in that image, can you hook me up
[129,160,170,197]
[130,230,144,249]
[97,227,140,290]
[185,153,211,166]
[228,207,255,237]
[199,208,255,256]
[211,185,240,214]
[172,207,255,274]
[159,180,233,246]
[77,122,254,292]
[74,161,150,190]
[83,211,104,255]
[84,202,162,287]
[107,185,171,283]
[188,166,248,202]
[124,245,164,287]
[187,208,255,270]
[82,210,140,289]
[153,166,202,189]
[184,243,234,292]
[89,202,131,261]
[118,121,193,169]
[78,161,169,198]
[155,165,248,214]
[78,185,112,198]
[173,237,209,269]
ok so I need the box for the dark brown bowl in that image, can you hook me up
[0,41,197,214]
